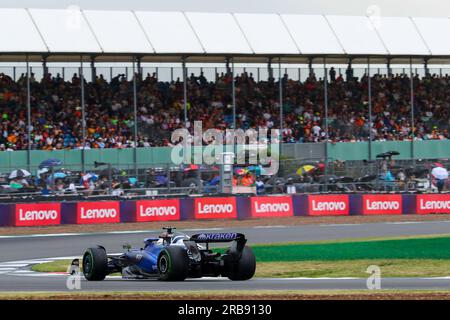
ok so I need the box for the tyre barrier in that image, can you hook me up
[0,193,450,227]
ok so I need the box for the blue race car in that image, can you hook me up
[77,227,256,281]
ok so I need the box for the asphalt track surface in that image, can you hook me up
[1,220,450,292]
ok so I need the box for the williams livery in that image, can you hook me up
[77,227,256,281]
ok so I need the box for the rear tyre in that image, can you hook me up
[82,247,108,281]
[157,246,189,281]
[227,246,256,281]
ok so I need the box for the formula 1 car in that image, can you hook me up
[76,227,256,281]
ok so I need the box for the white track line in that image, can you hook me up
[318,224,361,227]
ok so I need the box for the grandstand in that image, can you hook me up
[1,8,450,197]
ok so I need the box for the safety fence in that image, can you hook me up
[0,193,449,227]
[1,140,450,172]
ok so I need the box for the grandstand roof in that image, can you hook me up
[2,8,450,64]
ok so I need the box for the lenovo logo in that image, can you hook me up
[139,205,177,217]
[194,198,237,219]
[198,203,234,214]
[307,195,349,216]
[419,199,450,210]
[366,200,400,211]
[18,209,58,221]
[80,208,118,219]
[312,200,346,211]
[254,202,290,213]
[14,203,61,226]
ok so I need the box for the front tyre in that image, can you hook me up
[82,247,108,281]
[157,246,189,281]
[227,246,256,281]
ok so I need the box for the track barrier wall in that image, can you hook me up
[1,194,450,227]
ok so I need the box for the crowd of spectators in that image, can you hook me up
[0,67,449,151]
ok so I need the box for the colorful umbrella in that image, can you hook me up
[296,165,316,176]
[235,168,249,176]
[183,164,199,172]
[82,173,99,181]
[432,167,449,180]
[247,165,266,176]
[39,159,63,169]
[9,169,31,179]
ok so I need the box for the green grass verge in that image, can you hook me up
[256,260,450,278]
[250,236,450,261]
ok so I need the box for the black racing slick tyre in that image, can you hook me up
[82,247,108,281]
[227,246,256,281]
[157,246,189,281]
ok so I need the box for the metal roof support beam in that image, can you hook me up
[323,57,329,192]
[231,57,236,130]
[346,57,354,82]
[368,57,373,161]
[225,57,231,76]
[42,55,48,77]
[132,56,138,177]
[182,56,188,125]
[424,57,430,76]
[268,57,273,80]
[80,56,86,173]
[26,54,31,172]
[410,57,415,162]
[136,56,142,81]
[278,57,283,138]
[90,57,96,83]
[387,57,392,77]
[308,57,313,77]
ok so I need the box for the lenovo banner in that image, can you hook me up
[362,194,402,215]
[308,195,349,216]
[135,199,180,222]
[14,203,61,227]
[416,194,450,214]
[76,201,120,224]
[194,197,237,219]
[250,196,293,218]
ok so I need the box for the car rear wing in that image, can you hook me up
[188,233,248,261]
[190,232,246,243]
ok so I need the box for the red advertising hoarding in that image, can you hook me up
[250,196,293,218]
[416,194,450,214]
[308,195,349,216]
[14,203,61,227]
[76,201,120,224]
[194,197,237,219]
[135,199,180,222]
[362,194,402,215]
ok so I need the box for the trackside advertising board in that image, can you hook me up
[135,199,180,222]
[194,197,237,219]
[75,201,120,224]
[361,194,403,215]
[416,194,450,214]
[307,195,349,216]
[250,196,293,218]
[14,203,61,226]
